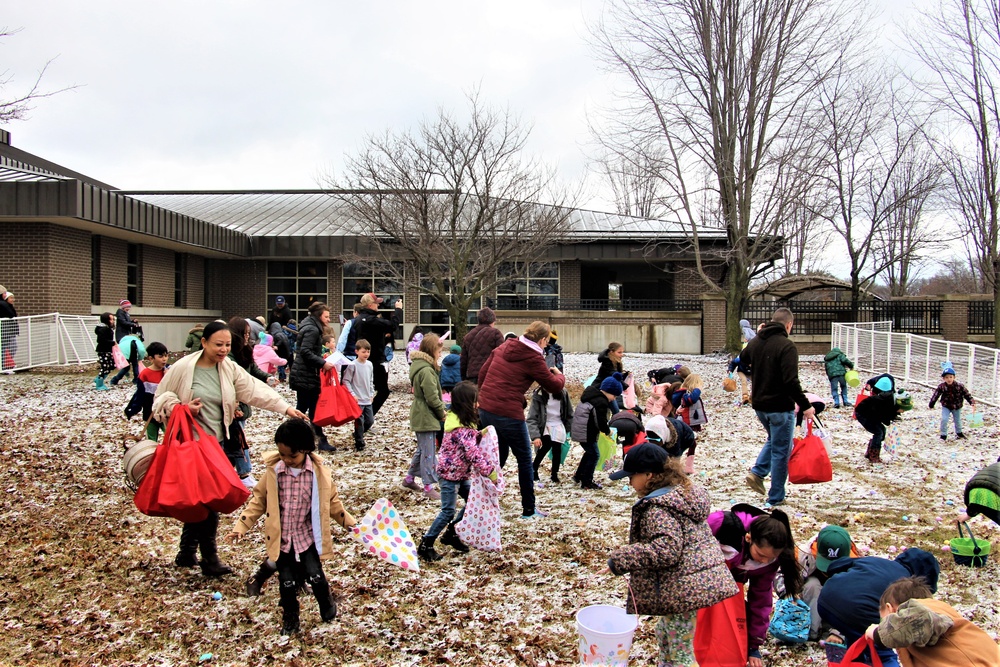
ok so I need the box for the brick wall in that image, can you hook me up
[184,255,205,309]
[215,259,269,321]
[673,262,721,300]
[560,260,581,301]
[941,297,969,343]
[98,236,128,308]
[701,295,727,353]
[0,222,90,315]
[140,245,175,308]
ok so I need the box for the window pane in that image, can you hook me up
[299,261,327,278]
[420,294,444,310]
[343,296,359,311]
[529,262,558,278]
[299,278,327,294]
[530,279,558,295]
[342,262,368,277]
[344,278,372,294]
[268,261,298,277]
[419,311,451,326]
[127,266,137,284]
[268,278,297,294]
[375,279,402,295]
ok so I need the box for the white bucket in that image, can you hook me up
[576,605,638,666]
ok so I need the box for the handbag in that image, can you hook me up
[133,404,250,522]
[949,521,991,567]
[788,421,833,484]
[313,367,362,427]
[112,344,129,369]
[123,417,158,493]
[621,374,638,409]
[882,422,901,459]
[768,597,810,644]
[693,583,748,667]
[828,637,883,667]
[455,426,505,551]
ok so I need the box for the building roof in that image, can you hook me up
[123,190,727,243]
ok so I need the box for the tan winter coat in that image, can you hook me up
[231,451,356,562]
[152,350,289,433]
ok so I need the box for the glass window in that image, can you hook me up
[174,253,186,308]
[496,262,559,310]
[267,261,330,323]
[416,274,481,336]
[126,243,140,306]
[340,262,403,322]
[91,236,101,306]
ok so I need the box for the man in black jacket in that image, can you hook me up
[740,307,813,507]
[354,292,403,415]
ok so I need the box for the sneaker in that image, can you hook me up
[318,439,336,452]
[423,486,441,500]
[354,440,366,451]
[843,402,853,407]
[550,474,560,484]
[833,403,841,409]
[581,481,603,490]
[519,510,548,520]
[763,500,784,509]
[401,478,422,492]
[745,472,766,495]
[240,475,257,490]
[956,432,966,440]
[940,434,947,441]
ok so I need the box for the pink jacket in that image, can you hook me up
[253,343,287,375]
[645,383,671,417]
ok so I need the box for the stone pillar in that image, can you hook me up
[701,293,727,354]
[941,295,970,343]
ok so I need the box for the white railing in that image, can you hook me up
[0,313,100,372]
[832,322,1000,407]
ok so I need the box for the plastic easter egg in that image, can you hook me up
[888,546,897,553]
[902,515,909,521]
[211,592,222,601]
[942,545,951,552]
[945,500,954,506]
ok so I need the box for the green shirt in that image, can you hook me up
[191,365,225,441]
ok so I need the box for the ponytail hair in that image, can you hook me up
[749,509,803,597]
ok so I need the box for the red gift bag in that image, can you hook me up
[313,368,362,427]
[788,421,833,484]
[694,583,747,667]
[134,404,250,523]
[829,637,883,666]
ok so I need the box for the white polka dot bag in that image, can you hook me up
[455,425,505,552]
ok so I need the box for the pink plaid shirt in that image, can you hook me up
[276,456,315,555]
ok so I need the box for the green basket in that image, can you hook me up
[949,521,991,568]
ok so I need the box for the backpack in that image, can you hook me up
[571,402,596,443]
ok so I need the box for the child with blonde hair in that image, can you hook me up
[679,374,708,432]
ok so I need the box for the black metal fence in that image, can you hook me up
[968,300,994,335]
[743,301,943,336]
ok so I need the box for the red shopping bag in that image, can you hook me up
[829,637,883,666]
[134,404,250,523]
[694,583,747,667]
[852,385,871,421]
[313,368,362,427]
[788,421,833,484]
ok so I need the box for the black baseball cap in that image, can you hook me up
[608,443,668,480]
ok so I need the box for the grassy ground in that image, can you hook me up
[1,354,997,666]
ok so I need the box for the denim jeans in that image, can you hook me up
[426,478,471,539]
[750,410,795,504]
[829,376,849,406]
[111,354,141,386]
[940,407,962,436]
[354,404,374,445]
[478,409,536,516]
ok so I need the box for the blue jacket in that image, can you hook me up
[440,353,462,389]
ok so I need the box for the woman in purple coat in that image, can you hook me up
[707,505,803,667]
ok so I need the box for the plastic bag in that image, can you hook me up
[788,421,833,484]
[350,498,419,571]
[882,422,901,460]
[455,426,505,551]
[768,598,810,643]
[693,583,748,667]
[313,368,362,427]
[596,431,616,471]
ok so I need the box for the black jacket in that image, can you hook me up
[268,304,293,328]
[289,315,326,392]
[854,392,899,426]
[590,349,624,387]
[741,321,810,413]
[0,299,18,335]
[355,307,402,365]
[94,324,115,353]
[579,385,612,443]
[114,307,137,342]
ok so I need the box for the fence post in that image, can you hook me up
[940,296,970,343]
[700,294,727,354]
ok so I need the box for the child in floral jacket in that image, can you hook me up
[607,444,734,666]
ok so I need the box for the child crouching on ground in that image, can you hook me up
[418,381,496,562]
[606,444,734,667]
[571,372,623,490]
[866,576,1000,666]
[678,374,707,432]
[929,364,976,441]
[528,384,573,484]
[228,418,356,635]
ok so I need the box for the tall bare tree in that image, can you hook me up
[0,28,72,123]
[911,0,1000,344]
[811,62,940,313]
[591,0,851,351]
[327,93,572,342]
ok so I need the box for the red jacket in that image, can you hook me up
[477,339,566,421]
[461,324,504,381]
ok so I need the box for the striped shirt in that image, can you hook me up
[276,456,315,555]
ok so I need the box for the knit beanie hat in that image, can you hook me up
[119,299,132,308]
[600,372,624,396]
[942,367,956,377]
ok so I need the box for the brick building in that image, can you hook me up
[0,131,733,353]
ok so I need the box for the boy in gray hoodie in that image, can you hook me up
[341,339,375,451]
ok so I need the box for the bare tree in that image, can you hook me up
[811,62,940,313]
[911,0,1000,344]
[943,154,995,292]
[591,146,667,218]
[326,93,572,342]
[591,0,851,351]
[0,28,73,123]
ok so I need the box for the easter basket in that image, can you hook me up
[949,521,990,568]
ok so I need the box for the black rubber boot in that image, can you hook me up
[311,574,337,622]
[197,511,233,577]
[245,559,277,596]
[439,523,469,553]
[280,596,300,635]
[174,522,200,568]
[417,536,442,562]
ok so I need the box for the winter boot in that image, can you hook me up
[280,596,300,635]
[439,522,469,553]
[197,511,233,577]
[94,375,110,391]
[310,574,337,622]
[245,558,277,596]
[174,522,200,568]
[417,536,442,562]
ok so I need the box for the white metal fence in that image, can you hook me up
[0,313,100,372]
[832,322,1000,407]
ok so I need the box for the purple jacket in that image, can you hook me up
[435,414,494,482]
[707,509,780,654]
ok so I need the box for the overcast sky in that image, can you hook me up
[4,0,927,219]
